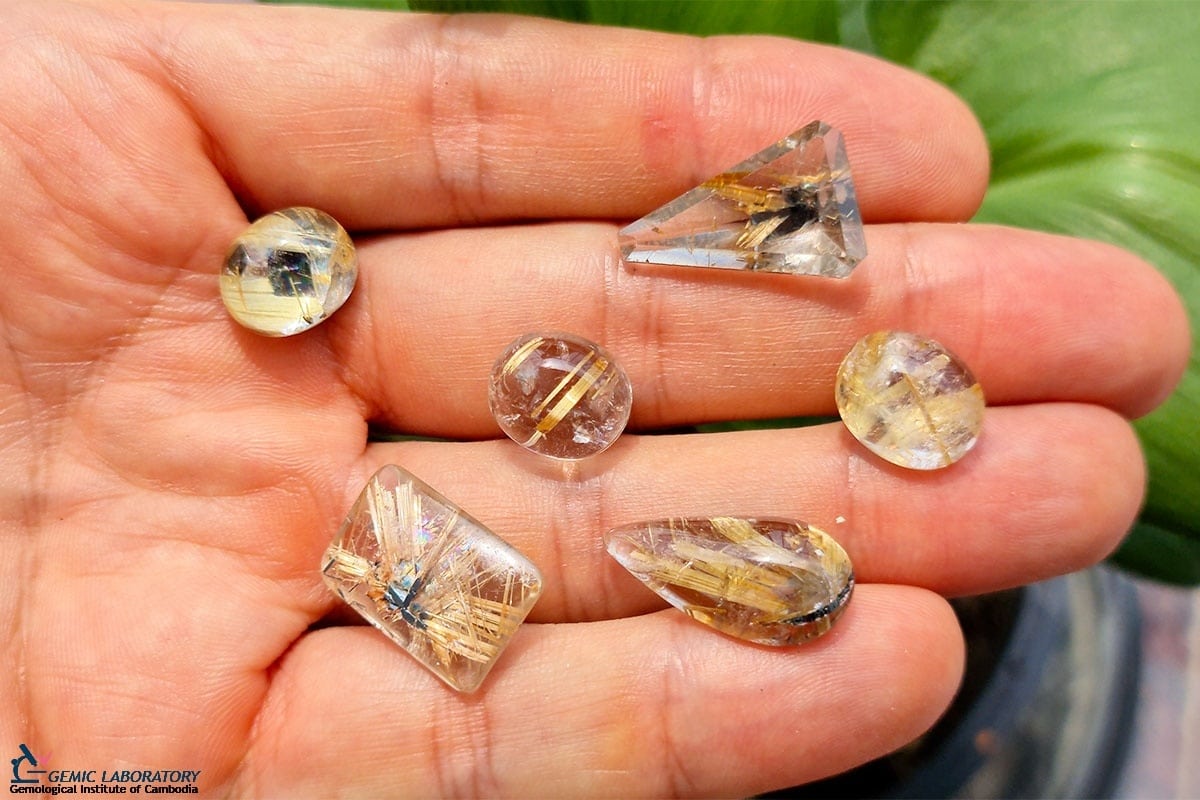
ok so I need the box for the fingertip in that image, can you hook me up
[1047,406,1147,570]
[956,404,1145,585]
[629,585,966,792]
[830,585,965,754]
[1121,251,1193,419]
[844,66,991,224]
[1045,237,1190,419]
[688,36,991,224]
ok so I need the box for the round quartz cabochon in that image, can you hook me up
[488,332,633,460]
[220,207,358,337]
[836,330,984,470]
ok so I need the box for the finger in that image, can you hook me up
[234,585,962,798]
[144,2,986,225]
[350,402,1143,622]
[333,222,1188,435]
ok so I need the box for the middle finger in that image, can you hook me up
[330,221,1186,434]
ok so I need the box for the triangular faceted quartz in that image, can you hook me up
[619,121,867,278]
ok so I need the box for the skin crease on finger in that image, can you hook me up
[0,1,1185,798]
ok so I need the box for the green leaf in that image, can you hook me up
[1111,520,1200,586]
[260,0,411,8]
[867,1,1200,584]
[696,416,838,434]
[408,0,583,18]
[407,0,841,40]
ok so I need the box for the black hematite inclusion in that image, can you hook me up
[385,574,428,630]
[267,249,314,296]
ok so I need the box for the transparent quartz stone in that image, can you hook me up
[321,465,543,693]
[488,332,633,461]
[605,517,854,646]
[836,331,985,470]
[220,207,357,336]
[619,121,866,278]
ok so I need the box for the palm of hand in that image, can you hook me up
[0,2,1188,797]
[1,15,364,796]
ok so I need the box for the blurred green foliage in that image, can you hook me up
[263,0,1200,584]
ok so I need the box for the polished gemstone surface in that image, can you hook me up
[605,517,854,645]
[619,121,866,277]
[220,207,357,336]
[488,332,632,460]
[836,331,985,470]
[321,465,542,693]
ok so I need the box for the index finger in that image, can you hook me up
[147,2,988,227]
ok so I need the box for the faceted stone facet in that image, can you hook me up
[321,465,542,693]
[488,332,633,461]
[220,207,357,336]
[619,121,866,278]
[605,517,854,646]
[836,331,985,470]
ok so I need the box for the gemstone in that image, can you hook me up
[321,465,543,692]
[605,517,854,646]
[619,121,866,278]
[836,331,985,470]
[488,332,633,461]
[220,207,357,336]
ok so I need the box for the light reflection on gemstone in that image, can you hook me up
[605,517,854,646]
[619,121,866,278]
[836,331,985,470]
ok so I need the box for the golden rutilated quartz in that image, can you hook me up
[322,465,542,692]
[220,207,357,336]
[605,517,854,646]
[488,332,633,461]
[618,121,866,277]
[836,331,984,470]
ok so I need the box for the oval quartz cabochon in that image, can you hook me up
[836,331,984,470]
[488,332,633,461]
[605,517,854,646]
[220,207,358,337]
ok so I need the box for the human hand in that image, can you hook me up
[0,0,1188,795]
